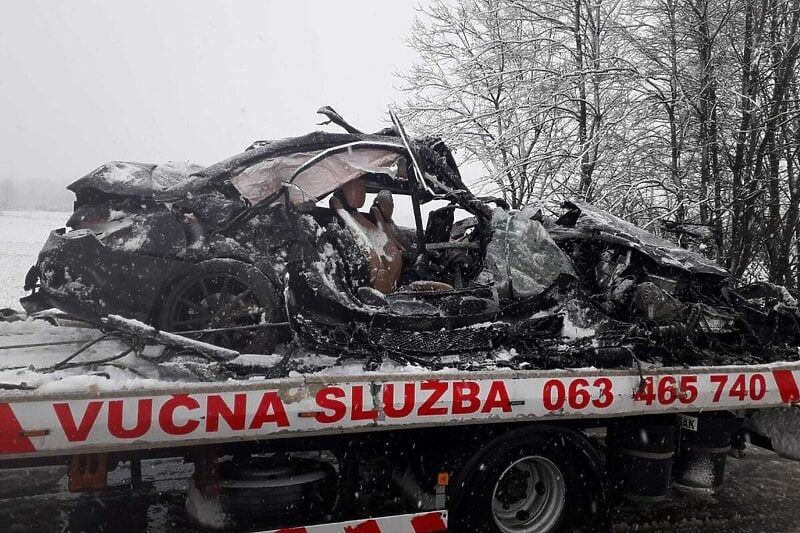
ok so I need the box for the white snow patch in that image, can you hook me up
[228,353,283,368]
[561,312,595,339]
[0,211,70,309]
[185,485,228,529]
[334,207,389,257]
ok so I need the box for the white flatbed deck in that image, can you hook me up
[1,319,799,461]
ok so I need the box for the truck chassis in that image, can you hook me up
[1,355,799,532]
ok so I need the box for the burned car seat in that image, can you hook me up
[330,179,403,294]
[370,190,454,293]
[371,190,407,253]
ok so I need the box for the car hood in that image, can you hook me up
[551,200,729,277]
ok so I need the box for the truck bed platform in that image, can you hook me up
[1,318,799,461]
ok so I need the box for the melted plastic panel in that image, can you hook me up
[231,151,320,205]
[230,149,404,205]
[484,208,577,299]
[289,149,403,203]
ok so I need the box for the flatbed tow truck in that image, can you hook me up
[1,318,799,532]
[6,112,800,531]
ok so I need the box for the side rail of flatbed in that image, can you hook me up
[1,362,799,461]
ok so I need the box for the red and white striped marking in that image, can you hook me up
[1,367,800,458]
[264,511,447,533]
[773,369,800,403]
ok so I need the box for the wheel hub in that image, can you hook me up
[491,455,566,533]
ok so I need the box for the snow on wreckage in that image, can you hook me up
[5,106,800,532]
[16,104,800,373]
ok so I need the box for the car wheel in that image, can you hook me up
[158,260,281,352]
[448,425,609,533]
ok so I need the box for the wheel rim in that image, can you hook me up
[165,273,268,351]
[491,455,566,533]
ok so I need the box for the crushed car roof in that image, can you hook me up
[178,131,468,201]
[69,131,470,207]
[232,142,408,205]
[68,161,204,199]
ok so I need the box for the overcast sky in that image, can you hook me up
[0,0,422,193]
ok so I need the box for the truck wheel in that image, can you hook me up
[158,260,281,353]
[449,425,608,533]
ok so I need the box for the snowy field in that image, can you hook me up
[0,211,69,309]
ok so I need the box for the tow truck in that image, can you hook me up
[5,109,800,532]
[1,314,799,532]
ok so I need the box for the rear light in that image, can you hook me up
[66,206,111,230]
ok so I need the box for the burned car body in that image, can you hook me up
[22,111,465,352]
[286,182,800,369]
[23,109,800,368]
[280,116,800,369]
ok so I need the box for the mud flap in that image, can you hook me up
[68,453,108,492]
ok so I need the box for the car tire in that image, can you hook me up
[157,259,282,353]
[448,425,609,533]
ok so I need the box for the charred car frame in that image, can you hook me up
[22,108,800,370]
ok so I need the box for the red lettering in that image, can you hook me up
[351,385,378,421]
[679,375,698,404]
[730,374,747,401]
[382,383,415,418]
[206,394,246,432]
[633,376,655,405]
[419,381,448,416]
[543,379,566,411]
[159,395,200,435]
[750,374,766,401]
[657,376,677,405]
[568,378,591,409]
[593,377,613,408]
[54,401,102,442]
[248,392,289,429]
[108,399,152,439]
[452,382,480,415]
[315,387,346,424]
[710,375,728,402]
[482,381,512,413]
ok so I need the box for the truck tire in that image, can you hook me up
[448,425,609,533]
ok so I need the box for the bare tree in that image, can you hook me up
[399,0,572,208]
[401,0,800,285]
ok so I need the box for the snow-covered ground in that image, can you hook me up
[0,211,69,310]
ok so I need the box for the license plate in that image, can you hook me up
[679,414,698,431]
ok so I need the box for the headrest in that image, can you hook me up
[374,190,394,220]
[340,179,366,209]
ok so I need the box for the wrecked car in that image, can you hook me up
[21,108,461,353]
[22,108,800,369]
[280,115,800,369]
